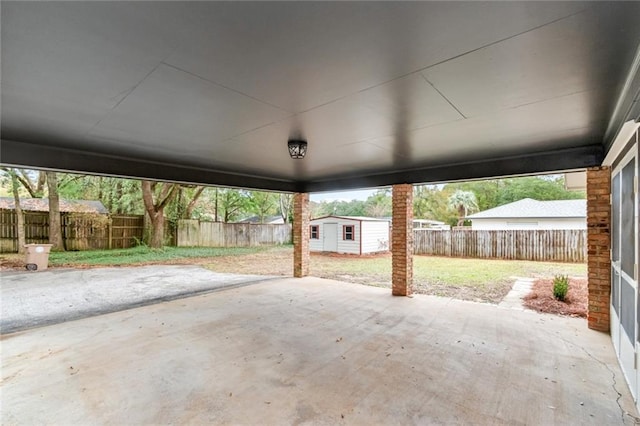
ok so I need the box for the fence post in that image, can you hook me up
[108,217,113,250]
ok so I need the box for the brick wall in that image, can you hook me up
[293,193,310,278]
[586,166,611,332]
[392,184,413,296]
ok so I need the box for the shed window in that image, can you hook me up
[343,225,354,241]
[310,225,319,239]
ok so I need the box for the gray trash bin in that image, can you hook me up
[24,244,53,271]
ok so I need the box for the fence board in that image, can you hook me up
[0,209,144,252]
[177,220,291,248]
[413,229,586,263]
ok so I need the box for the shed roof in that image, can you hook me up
[466,198,586,220]
[0,197,109,214]
[311,215,388,222]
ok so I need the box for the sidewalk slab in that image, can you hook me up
[499,277,536,310]
[0,265,277,334]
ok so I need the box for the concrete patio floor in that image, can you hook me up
[0,266,276,334]
[2,277,638,425]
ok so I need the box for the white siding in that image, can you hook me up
[471,218,586,230]
[360,220,390,253]
[309,217,361,254]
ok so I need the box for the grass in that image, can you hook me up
[308,253,586,303]
[46,245,274,266]
[1,245,587,305]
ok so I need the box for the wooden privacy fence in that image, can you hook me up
[413,229,587,263]
[177,220,291,247]
[0,210,144,252]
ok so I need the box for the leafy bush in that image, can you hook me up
[553,275,569,301]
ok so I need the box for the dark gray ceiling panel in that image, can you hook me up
[1,2,638,190]
[87,64,290,155]
[163,2,588,113]
[422,4,640,118]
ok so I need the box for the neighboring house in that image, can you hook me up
[0,197,109,214]
[309,216,389,254]
[466,198,586,230]
[238,215,285,224]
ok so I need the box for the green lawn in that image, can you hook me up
[47,245,273,266]
[311,253,586,303]
[2,245,587,304]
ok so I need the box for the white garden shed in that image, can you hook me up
[309,216,389,255]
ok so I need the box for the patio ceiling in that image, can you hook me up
[2,2,640,192]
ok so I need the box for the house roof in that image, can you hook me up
[2,2,639,191]
[0,197,109,214]
[238,215,284,224]
[311,215,388,222]
[466,198,586,220]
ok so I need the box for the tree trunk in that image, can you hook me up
[9,170,26,254]
[149,212,165,248]
[214,188,219,222]
[46,172,64,251]
[184,186,205,219]
[457,205,465,227]
[141,180,178,248]
[279,194,292,223]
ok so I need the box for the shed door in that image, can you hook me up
[323,223,338,252]
[611,148,638,403]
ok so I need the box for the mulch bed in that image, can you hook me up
[523,277,587,318]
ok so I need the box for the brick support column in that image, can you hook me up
[392,184,413,296]
[587,166,611,332]
[293,193,310,278]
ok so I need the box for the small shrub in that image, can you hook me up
[553,275,569,301]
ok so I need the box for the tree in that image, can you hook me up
[46,172,64,251]
[496,176,584,205]
[183,186,205,219]
[448,190,478,226]
[247,191,278,223]
[365,189,391,218]
[14,169,46,198]
[444,180,500,212]
[57,174,143,215]
[279,193,293,223]
[314,200,367,217]
[7,169,26,254]
[217,189,250,223]
[141,181,179,248]
[167,185,206,221]
[413,185,457,224]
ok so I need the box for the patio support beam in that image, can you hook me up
[293,193,310,278]
[392,184,413,296]
[586,166,611,332]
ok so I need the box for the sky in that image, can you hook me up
[310,188,378,202]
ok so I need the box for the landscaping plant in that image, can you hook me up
[553,274,569,301]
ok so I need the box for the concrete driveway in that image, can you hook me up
[2,277,638,425]
[0,266,277,334]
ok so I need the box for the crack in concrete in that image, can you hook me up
[579,345,637,425]
[535,324,638,424]
[581,348,640,425]
[559,333,639,425]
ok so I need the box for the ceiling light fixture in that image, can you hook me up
[288,139,308,159]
